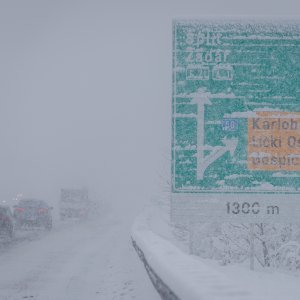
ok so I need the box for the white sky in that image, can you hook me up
[0,0,299,213]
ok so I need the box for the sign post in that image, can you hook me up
[250,223,255,271]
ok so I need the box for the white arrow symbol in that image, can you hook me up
[191,91,238,180]
[198,138,238,180]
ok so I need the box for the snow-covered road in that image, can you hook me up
[0,211,160,300]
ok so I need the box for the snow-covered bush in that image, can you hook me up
[190,223,249,265]
[186,222,300,271]
[274,241,300,271]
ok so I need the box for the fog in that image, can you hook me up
[1,0,299,214]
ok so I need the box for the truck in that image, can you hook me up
[60,188,90,220]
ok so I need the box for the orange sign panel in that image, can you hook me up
[248,112,300,171]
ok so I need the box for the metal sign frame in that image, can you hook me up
[171,18,300,222]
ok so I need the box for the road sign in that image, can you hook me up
[171,19,300,222]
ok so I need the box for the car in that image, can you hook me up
[60,189,90,220]
[13,199,53,230]
[0,205,14,238]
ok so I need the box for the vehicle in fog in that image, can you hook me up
[60,188,90,220]
[0,205,14,238]
[13,199,53,230]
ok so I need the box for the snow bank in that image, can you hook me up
[131,211,256,300]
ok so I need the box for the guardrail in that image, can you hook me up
[132,238,180,300]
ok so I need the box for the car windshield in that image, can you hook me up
[0,207,8,214]
[18,200,43,207]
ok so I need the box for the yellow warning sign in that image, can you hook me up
[248,112,300,170]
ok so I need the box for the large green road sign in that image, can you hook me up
[173,19,300,194]
[172,19,300,222]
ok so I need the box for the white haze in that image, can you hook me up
[0,0,299,216]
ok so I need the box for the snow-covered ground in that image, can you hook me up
[132,207,300,300]
[0,209,160,300]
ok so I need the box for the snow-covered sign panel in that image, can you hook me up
[172,19,300,222]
